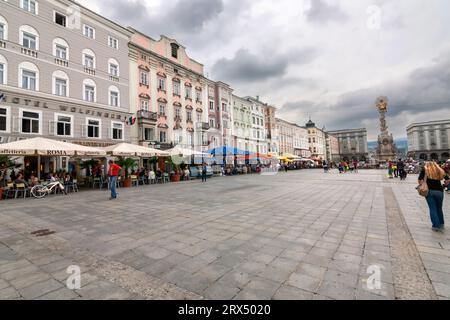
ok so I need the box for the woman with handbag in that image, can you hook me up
[418,161,450,232]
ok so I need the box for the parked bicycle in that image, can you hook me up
[31,181,67,199]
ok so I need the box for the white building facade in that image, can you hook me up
[327,128,368,162]
[407,119,450,161]
[0,0,132,174]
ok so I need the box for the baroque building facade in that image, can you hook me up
[128,29,209,151]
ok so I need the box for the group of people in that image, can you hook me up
[221,164,266,176]
[0,168,78,200]
[0,168,75,189]
[327,160,359,174]
[107,160,210,200]
[132,167,192,182]
[388,159,407,180]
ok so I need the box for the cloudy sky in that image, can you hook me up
[78,0,450,140]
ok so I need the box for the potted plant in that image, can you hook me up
[117,158,137,188]
[166,158,181,182]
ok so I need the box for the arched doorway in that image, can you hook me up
[431,153,439,160]
[419,154,428,160]
[442,152,450,160]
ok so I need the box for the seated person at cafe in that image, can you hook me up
[184,167,190,180]
[14,173,26,185]
[29,175,39,187]
[49,173,57,182]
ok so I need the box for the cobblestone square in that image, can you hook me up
[0,170,449,300]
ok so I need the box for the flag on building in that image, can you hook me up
[126,116,136,125]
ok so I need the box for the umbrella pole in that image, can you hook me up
[37,155,41,180]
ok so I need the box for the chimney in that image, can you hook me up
[256,95,260,101]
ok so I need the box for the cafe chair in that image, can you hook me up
[14,183,28,199]
[163,173,170,183]
[130,175,139,187]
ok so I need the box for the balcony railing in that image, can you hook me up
[109,75,119,82]
[196,122,210,131]
[0,40,6,48]
[84,67,96,75]
[137,110,158,121]
[21,47,38,58]
[55,58,69,67]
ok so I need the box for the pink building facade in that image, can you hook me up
[128,29,233,153]
[128,29,210,150]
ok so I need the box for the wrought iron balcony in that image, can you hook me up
[196,122,210,131]
[137,110,158,121]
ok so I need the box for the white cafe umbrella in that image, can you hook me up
[168,145,210,157]
[0,137,106,178]
[102,143,169,157]
[0,137,106,156]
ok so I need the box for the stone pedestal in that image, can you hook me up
[376,133,397,162]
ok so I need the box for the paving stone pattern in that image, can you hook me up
[0,170,449,300]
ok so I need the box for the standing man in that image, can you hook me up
[323,160,328,173]
[202,163,208,182]
[398,159,406,180]
[108,160,122,200]
[353,159,358,173]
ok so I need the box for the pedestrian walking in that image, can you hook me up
[398,159,407,180]
[353,160,358,173]
[201,163,208,182]
[418,161,450,232]
[108,160,122,200]
[388,162,394,179]
[323,160,328,173]
[393,163,398,178]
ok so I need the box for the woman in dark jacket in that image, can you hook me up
[418,161,450,232]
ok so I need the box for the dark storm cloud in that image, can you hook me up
[281,100,317,113]
[170,0,224,31]
[305,0,348,24]
[279,50,450,134]
[211,47,317,83]
[94,0,224,36]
